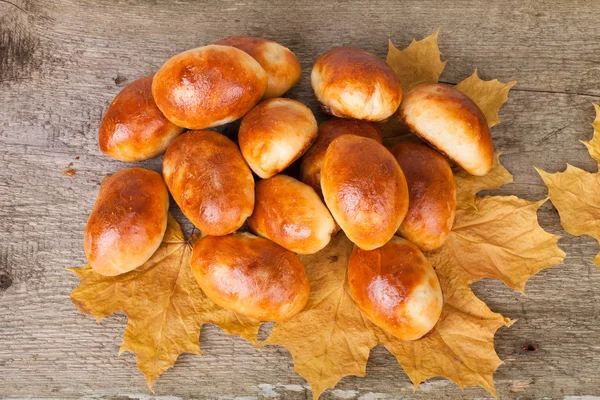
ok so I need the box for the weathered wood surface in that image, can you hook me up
[1,0,600,398]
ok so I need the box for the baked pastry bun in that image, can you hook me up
[191,233,310,321]
[392,142,456,251]
[300,118,382,195]
[399,83,494,176]
[98,76,184,162]
[348,236,443,341]
[321,134,409,250]
[152,45,267,129]
[311,47,402,121]
[239,98,317,179]
[215,36,301,99]
[248,175,336,254]
[162,130,254,236]
[84,168,169,276]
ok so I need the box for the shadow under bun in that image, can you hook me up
[215,36,302,99]
[162,130,254,236]
[191,233,310,321]
[239,98,318,179]
[300,118,382,196]
[399,83,494,176]
[84,168,169,276]
[248,174,336,254]
[311,47,402,121]
[98,76,185,162]
[348,236,443,341]
[321,134,409,250]
[152,45,267,130]
[392,142,456,251]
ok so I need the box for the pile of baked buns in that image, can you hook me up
[85,36,494,341]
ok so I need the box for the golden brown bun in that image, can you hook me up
[152,45,267,129]
[98,76,185,162]
[162,130,254,236]
[239,98,318,179]
[248,175,336,254]
[300,118,382,195]
[348,236,443,340]
[84,168,169,276]
[311,47,402,121]
[215,36,301,99]
[391,142,456,251]
[399,83,494,176]
[191,233,310,321]
[321,135,409,250]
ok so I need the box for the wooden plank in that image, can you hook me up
[1,0,600,398]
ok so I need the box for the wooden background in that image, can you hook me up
[1,0,600,398]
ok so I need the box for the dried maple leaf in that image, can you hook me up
[69,214,261,390]
[263,233,379,400]
[386,30,446,92]
[581,103,600,166]
[454,153,513,209]
[455,69,517,128]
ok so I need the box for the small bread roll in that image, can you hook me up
[348,236,443,341]
[300,118,382,195]
[162,130,254,236]
[215,36,302,99]
[248,175,336,254]
[84,168,169,276]
[239,98,318,179]
[191,233,310,321]
[152,45,267,129]
[98,76,184,162]
[311,47,402,121]
[399,84,494,176]
[392,142,456,250]
[321,135,409,250]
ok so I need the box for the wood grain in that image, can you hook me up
[1,0,600,398]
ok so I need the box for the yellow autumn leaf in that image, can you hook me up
[455,69,517,128]
[386,30,446,92]
[263,232,379,400]
[537,163,600,265]
[69,214,261,390]
[581,103,600,166]
[454,153,513,209]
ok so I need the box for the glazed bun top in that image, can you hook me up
[84,168,169,276]
[320,134,409,250]
[98,76,185,162]
[300,118,382,195]
[311,47,402,121]
[152,45,267,130]
[348,236,443,341]
[239,98,318,179]
[399,83,494,176]
[191,233,310,321]
[215,36,302,99]
[391,142,456,251]
[162,130,255,236]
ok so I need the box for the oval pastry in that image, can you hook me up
[321,135,409,250]
[348,236,443,341]
[248,175,336,254]
[98,76,185,162]
[152,45,267,129]
[191,233,310,321]
[162,130,254,236]
[399,83,494,176]
[84,168,169,276]
[311,47,402,121]
[300,118,382,195]
[239,98,318,179]
[215,36,302,99]
[392,142,456,250]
